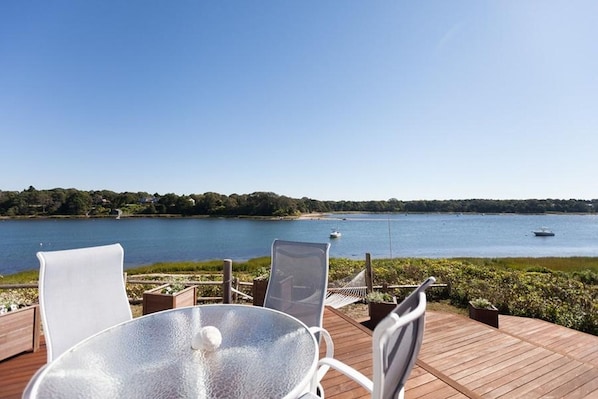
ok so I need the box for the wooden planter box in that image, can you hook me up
[0,304,41,361]
[468,302,499,328]
[252,278,268,306]
[142,285,197,315]
[368,301,397,327]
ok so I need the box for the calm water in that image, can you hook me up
[1,213,598,275]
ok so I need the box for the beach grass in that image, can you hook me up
[457,257,598,273]
[3,256,598,283]
[1,256,597,334]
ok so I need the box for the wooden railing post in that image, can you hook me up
[382,282,389,294]
[233,277,239,302]
[223,259,232,304]
[365,253,373,294]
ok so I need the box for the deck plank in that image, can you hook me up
[0,336,46,399]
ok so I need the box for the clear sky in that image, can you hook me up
[1,1,597,201]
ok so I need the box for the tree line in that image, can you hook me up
[0,186,596,217]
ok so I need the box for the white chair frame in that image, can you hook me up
[37,243,132,362]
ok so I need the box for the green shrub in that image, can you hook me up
[470,298,493,309]
[3,256,597,335]
[363,257,598,335]
[366,291,395,303]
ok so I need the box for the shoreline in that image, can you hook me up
[295,212,327,220]
[2,210,596,222]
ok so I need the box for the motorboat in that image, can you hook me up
[533,227,555,237]
[330,230,341,238]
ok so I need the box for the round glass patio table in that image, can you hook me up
[24,304,318,398]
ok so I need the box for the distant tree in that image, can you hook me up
[140,203,158,214]
[1,186,597,216]
[158,193,180,214]
[60,191,92,215]
[114,192,141,208]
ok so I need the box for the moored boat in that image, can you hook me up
[533,227,555,237]
[330,230,341,238]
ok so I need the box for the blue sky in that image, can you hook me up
[1,1,597,201]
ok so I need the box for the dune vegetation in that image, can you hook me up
[2,257,597,334]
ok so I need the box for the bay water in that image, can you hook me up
[1,213,598,275]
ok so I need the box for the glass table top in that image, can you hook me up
[25,304,318,398]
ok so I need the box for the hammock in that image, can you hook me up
[325,270,368,309]
[241,270,368,309]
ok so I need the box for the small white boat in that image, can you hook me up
[330,230,341,238]
[533,227,555,237]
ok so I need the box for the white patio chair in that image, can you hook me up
[264,239,334,395]
[37,243,132,362]
[305,276,436,399]
[264,239,330,331]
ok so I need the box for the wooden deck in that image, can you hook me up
[419,312,598,398]
[2,308,598,398]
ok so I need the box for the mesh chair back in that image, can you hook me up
[373,277,435,399]
[264,240,330,330]
[37,243,132,361]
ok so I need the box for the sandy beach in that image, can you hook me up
[296,212,327,220]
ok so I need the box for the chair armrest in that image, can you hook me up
[317,357,374,393]
[308,326,334,382]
